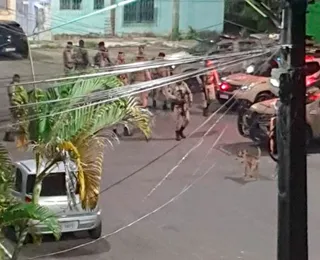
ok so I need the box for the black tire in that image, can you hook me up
[88,222,102,239]
[254,92,275,103]
[237,109,249,137]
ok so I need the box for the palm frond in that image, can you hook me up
[11,85,30,148]
[75,137,106,210]
[0,143,14,208]
[0,203,61,240]
[123,97,153,139]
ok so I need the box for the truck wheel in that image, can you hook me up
[88,222,102,239]
[254,92,274,103]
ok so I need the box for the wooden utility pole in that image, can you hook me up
[276,0,308,259]
[171,0,180,41]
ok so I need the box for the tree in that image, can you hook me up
[0,143,60,260]
[10,74,152,252]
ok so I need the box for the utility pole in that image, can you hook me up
[171,0,180,41]
[276,0,308,259]
[110,0,116,36]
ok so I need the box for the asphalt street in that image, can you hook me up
[1,53,320,260]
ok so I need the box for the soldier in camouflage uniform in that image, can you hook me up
[164,81,193,141]
[93,41,112,68]
[74,39,89,71]
[151,52,171,110]
[131,54,152,108]
[113,51,131,136]
[3,74,20,142]
[63,41,75,75]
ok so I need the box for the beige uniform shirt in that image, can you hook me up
[165,82,193,105]
[63,49,74,70]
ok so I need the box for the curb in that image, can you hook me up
[29,41,189,49]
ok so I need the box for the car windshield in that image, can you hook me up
[26,172,78,196]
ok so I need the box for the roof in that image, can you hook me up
[17,159,76,174]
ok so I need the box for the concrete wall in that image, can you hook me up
[115,0,224,36]
[51,0,111,36]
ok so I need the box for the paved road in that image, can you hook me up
[2,99,320,260]
[2,55,320,260]
[0,46,174,122]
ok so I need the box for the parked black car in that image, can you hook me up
[0,20,29,58]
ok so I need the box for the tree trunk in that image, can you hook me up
[11,156,60,260]
[11,227,28,260]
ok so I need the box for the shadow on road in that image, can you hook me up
[224,175,274,185]
[21,232,111,258]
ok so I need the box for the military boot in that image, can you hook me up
[113,128,118,136]
[171,103,175,111]
[175,131,181,141]
[3,131,15,142]
[162,101,168,110]
[179,127,186,139]
[203,107,209,117]
[123,126,132,136]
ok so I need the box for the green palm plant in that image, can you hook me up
[0,143,61,260]
[10,74,152,250]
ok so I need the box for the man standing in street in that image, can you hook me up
[138,45,146,60]
[131,54,152,108]
[164,81,193,141]
[4,74,20,142]
[113,51,132,136]
[152,52,171,110]
[202,60,219,116]
[94,41,112,68]
[74,39,89,71]
[63,41,75,75]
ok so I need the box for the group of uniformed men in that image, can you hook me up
[61,39,196,141]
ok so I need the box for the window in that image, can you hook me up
[124,0,155,24]
[26,172,79,197]
[15,169,23,192]
[60,0,82,10]
[94,0,104,9]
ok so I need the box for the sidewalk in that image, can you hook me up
[29,37,197,50]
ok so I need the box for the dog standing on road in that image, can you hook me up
[237,146,261,180]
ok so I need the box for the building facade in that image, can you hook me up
[50,0,112,36]
[115,0,224,36]
[49,0,224,37]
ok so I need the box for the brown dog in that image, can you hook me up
[237,146,261,180]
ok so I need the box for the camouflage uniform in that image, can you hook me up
[132,55,151,108]
[151,58,171,110]
[202,64,219,116]
[164,81,193,141]
[63,48,75,75]
[4,79,19,141]
[94,48,112,68]
[74,47,89,71]
[113,56,131,136]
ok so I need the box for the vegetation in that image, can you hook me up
[0,143,60,260]
[9,73,152,258]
